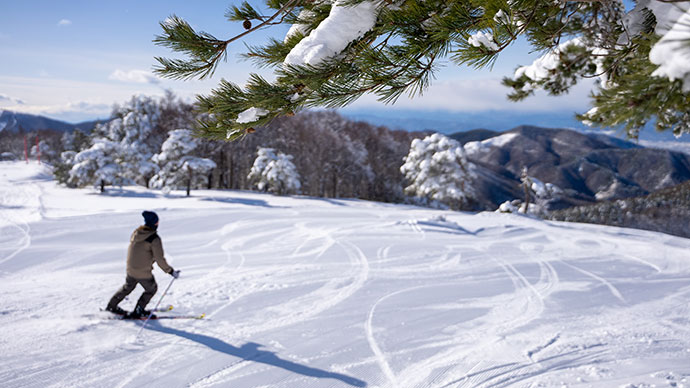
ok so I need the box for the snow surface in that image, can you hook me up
[2,161,690,388]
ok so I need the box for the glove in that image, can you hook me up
[171,269,180,279]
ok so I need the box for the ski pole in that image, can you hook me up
[135,276,176,340]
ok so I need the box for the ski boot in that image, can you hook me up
[128,305,156,319]
[105,305,128,316]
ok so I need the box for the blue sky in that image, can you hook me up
[0,1,593,128]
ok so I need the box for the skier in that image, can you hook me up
[105,211,179,318]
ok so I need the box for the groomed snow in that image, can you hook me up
[1,161,690,387]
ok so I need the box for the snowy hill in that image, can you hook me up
[1,161,689,388]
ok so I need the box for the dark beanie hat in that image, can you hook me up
[142,211,159,227]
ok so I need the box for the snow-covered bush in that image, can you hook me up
[247,147,301,195]
[0,152,17,161]
[149,129,216,195]
[400,133,477,210]
[68,139,123,192]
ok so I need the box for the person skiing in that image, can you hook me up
[106,210,179,318]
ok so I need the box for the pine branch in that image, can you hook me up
[154,0,690,141]
[154,0,302,80]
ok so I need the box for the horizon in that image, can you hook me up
[2,105,686,143]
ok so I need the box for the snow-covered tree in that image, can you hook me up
[400,133,476,210]
[498,167,563,215]
[92,95,163,186]
[61,93,194,189]
[30,140,57,162]
[149,129,216,196]
[61,129,91,153]
[248,147,301,195]
[68,139,123,192]
[155,1,690,139]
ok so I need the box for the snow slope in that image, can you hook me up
[1,161,689,388]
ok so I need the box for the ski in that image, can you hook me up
[97,304,172,314]
[154,304,174,312]
[89,307,203,321]
[111,313,205,320]
[91,313,205,320]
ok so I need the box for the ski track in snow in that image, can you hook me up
[2,162,690,388]
[0,176,37,266]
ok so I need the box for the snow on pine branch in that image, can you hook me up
[514,37,609,88]
[468,31,499,51]
[236,107,270,124]
[283,0,379,66]
[516,1,690,91]
[649,4,690,92]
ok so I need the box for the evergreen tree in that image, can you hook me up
[149,129,217,196]
[400,133,476,210]
[94,95,164,186]
[30,140,56,162]
[68,139,123,192]
[248,147,301,195]
[59,93,195,189]
[154,1,690,140]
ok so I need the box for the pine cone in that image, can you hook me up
[243,19,252,30]
[247,127,256,134]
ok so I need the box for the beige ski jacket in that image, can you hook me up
[126,226,173,279]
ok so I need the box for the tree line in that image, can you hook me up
[2,93,429,204]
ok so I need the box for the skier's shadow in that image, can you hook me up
[147,323,367,387]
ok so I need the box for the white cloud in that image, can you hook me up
[57,19,72,27]
[0,94,26,105]
[108,69,160,84]
[347,77,593,113]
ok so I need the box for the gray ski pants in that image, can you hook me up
[107,275,158,310]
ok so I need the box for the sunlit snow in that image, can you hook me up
[1,161,690,387]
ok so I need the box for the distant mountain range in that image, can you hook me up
[0,110,103,133]
[450,126,690,210]
[342,109,690,143]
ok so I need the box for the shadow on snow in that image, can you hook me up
[147,323,367,387]
[201,196,277,208]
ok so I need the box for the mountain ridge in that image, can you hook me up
[0,110,103,133]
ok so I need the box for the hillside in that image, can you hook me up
[549,179,690,238]
[1,161,690,388]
